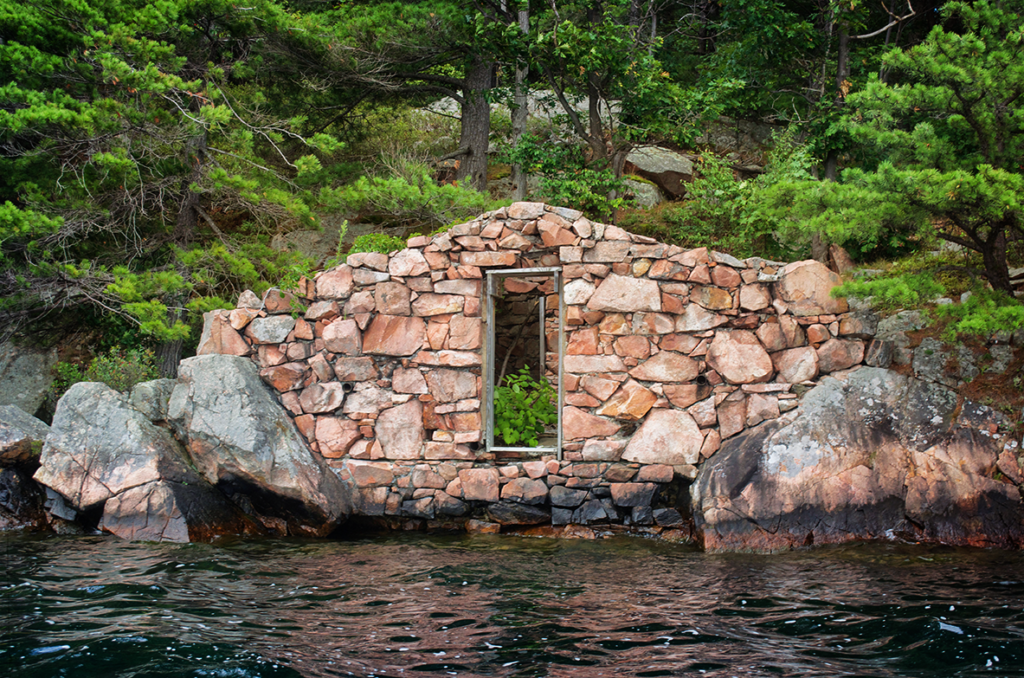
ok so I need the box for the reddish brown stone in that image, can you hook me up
[587,274,662,313]
[613,336,651,359]
[264,289,304,314]
[629,351,699,383]
[663,384,704,409]
[739,284,771,311]
[688,264,712,284]
[377,400,424,459]
[706,330,773,384]
[596,379,657,420]
[746,393,780,426]
[755,322,787,352]
[389,249,430,277]
[717,397,746,438]
[565,392,602,407]
[393,367,429,394]
[322,318,361,355]
[412,293,464,316]
[775,260,849,316]
[373,282,411,315]
[599,313,630,335]
[448,316,482,350]
[413,350,482,367]
[228,307,260,330]
[316,417,362,458]
[362,315,427,356]
[580,375,623,401]
[564,354,627,373]
[567,327,600,355]
[316,266,354,299]
[460,251,517,267]
[773,346,819,383]
[197,310,251,356]
[426,369,478,403]
[692,286,733,310]
[333,356,379,382]
[659,334,700,353]
[807,323,830,344]
[459,468,500,502]
[688,397,717,428]
[259,362,307,392]
[298,382,346,414]
[817,338,865,373]
[563,407,621,440]
[347,251,390,271]
[675,304,727,332]
[622,409,703,465]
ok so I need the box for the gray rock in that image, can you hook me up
[0,342,58,416]
[0,405,50,465]
[622,178,663,208]
[629,505,654,526]
[571,498,609,524]
[246,316,296,344]
[876,310,926,340]
[549,485,588,508]
[625,147,694,198]
[129,379,177,422]
[692,367,1023,552]
[912,337,956,387]
[987,345,1015,374]
[711,251,746,268]
[864,339,894,368]
[168,355,352,537]
[957,346,979,383]
[653,508,684,527]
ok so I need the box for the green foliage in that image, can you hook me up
[349,233,407,255]
[934,289,1024,339]
[503,133,631,219]
[322,160,504,228]
[833,273,946,315]
[47,346,160,411]
[494,366,557,448]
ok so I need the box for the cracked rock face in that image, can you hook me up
[35,382,259,542]
[691,367,1024,552]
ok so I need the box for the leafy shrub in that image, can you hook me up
[323,159,504,228]
[47,347,160,413]
[494,366,557,447]
[832,273,946,315]
[349,233,407,255]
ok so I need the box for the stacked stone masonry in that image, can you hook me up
[198,202,883,529]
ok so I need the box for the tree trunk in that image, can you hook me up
[817,22,850,263]
[982,228,1013,294]
[511,6,530,202]
[455,57,492,192]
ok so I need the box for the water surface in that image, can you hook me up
[2,533,1022,677]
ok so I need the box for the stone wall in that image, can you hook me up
[197,201,883,531]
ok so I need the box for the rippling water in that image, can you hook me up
[2,533,1022,677]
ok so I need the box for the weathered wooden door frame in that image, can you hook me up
[483,267,564,460]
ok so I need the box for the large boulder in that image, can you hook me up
[0,466,50,531]
[0,341,58,416]
[35,382,258,542]
[0,404,50,465]
[624,147,694,198]
[168,355,353,536]
[691,367,1023,552]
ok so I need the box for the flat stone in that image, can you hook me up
[707,330,773,384]
[629,351,699,382]
[507,201,546,220]
[692,286,733,310]
[563,407,621,440]
[196,310,251,356]
[564,280,596,306]
[581,439,626,461]
[776,260,849,316]
[298,382,346,414]
[818,338,866,374]
[389,249,430,277]
[688,397,717,428]
[315,418,362,458]
[564,355,627,373]
[582,241,631,263]
[459,468,500,502]
[0,405,49,465]
[675,305,727,332]
[663,384,706,409]
[773,346,819,383]
[341,383,392,414]
[756,323,787,352]
[448,316,482,350]
[587,274,662,313]
[412,293,464,316]
[245,315,295,345]
[486,502,550,525]
[739,284,771,311]
[460,251,517,267]
[717,397,746,438]
[392,367,429,394]
[322,318,361,355]
[746,393,779,426]
[595,379,657,420]
[622,409,703,465]
[549,485,589,508]
[614,336,651,359]
[377,400,424,459]
[610,482,657,507]
[259,362,308,392]
[333,357,379,382]
[412,350,482,367]
[316,266,354,299]
[374,282,412,315]
[501,477,549,505]
[637,464,674,483]
[426,369,478,403]
[362,315,427,356]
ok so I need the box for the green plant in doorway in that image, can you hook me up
[494,366,557,447]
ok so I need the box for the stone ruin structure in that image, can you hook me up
[197,201,882,532]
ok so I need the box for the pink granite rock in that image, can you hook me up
[315,417,362,458]
[374,282,412,315]
[775,260,849,316]
[688,397,718,428]
[586,274,662,313]
[322,318,361,355]
[706,330,773,384]
[426,369,478,403]
[501,477,549,504]
[460,251,517,267]
[613,336,651,359]
[675,304,727,332]
[332,357,379,382]
[316,266,354,299]
[412,293,464,316]
[197,310,251,356]
[628,351,699,382]
[362,315,427,356]
[377,400,424,459]
[564,355,627,373]
[595,379,657,420]
[739,284,771,311]
[746,393,780,426]
[711,265,741,288]
[459,468,500,502]
[817,338,865,373]
[622,409,703,465]
[347,251,390,271]
[298,382,346,414]
[692,286,733,310]
[393,367,429,394]
[388,249,430,277]
[717,397,746,438]
[773,346,820,383]
[259,362,307,392]
[563,407,621,440]
[755,323,787,352]
[448,316,482,350]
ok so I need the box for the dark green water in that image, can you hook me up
[1,533,1022,677]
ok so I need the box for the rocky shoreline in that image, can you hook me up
[2,203,1021,551]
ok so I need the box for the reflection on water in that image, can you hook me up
[1,533,1022,677]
